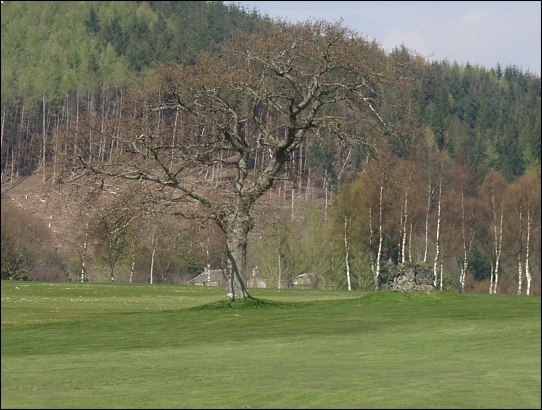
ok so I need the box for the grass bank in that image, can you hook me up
[1,281,540,408]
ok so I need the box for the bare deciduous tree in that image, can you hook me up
[479,172,507,294]
[66,21,393,300]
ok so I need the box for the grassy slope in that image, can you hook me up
[1,281,540,409]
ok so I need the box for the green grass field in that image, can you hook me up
[1,281,540,409]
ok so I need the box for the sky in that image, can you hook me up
[232,1,541,75]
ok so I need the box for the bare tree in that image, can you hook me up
[506,170,541,295]
[480,172,507,294]
[66,21,393,300]
[344,216,352,291]
[375,181,384,291]
[433,178,442,288]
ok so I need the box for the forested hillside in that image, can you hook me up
[1,0,262,175]
[1,1,540,296]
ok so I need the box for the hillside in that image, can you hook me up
[1,2,540,295]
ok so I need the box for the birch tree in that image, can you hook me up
[65,21,394,300]
[456,193,489,293]
[423,180,435,264]
[374,180,384,290]
[458,192,469,293]
[480,171,507,294]
[344,216,352,291]
[506,169,541,295]
[433,178,442,288]
[390,159,424,265]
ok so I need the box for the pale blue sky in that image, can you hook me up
[232,1,541,75]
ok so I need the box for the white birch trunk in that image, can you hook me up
[401,192,408,265]
[433,180,441,287]
[109,238,116,282]
[81,232,88,282]
[490,204,504,294]
[489,195,497,294]
[489,257,494,295]
[525,210,532,295]
[423,182,433,263]
[517,209,523,295]
[439,254,444,291]
[369,206,375,279]
[150,247,155,285]
[130,256,135,284]
[493,211,503,294]
[459,192,467,293]
[277,249,282,290]
[398,200,404,264]
[460,257,467,294]
[130,237,135,284]
[375,185,383,291]
[344,216,352,291]
[517,254,523,295]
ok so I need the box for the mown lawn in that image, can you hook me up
[1,281,540,409]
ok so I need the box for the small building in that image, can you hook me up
[187,266,228,287]
[187,266,267,288]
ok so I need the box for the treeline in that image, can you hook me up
[251,155,540,295]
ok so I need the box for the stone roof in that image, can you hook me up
[187,269,228,286]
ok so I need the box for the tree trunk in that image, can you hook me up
[517,253,523,295]
[277,249,283,290]
[490,202,504,295]
[109,237,116,282]
[433,180,441,287]
[219,206,253,301]
[401,191,408,265]
[81,232,88,282]
[225,238,250,300]
[525,210,532,295]
[489,256,494,295]
[369,206,375,279]
[130,255,135,284]
[493,211,503,294]
[517,209,523,295]
[344,216,352,291]
[423,182,433,263]
[130,237,136,284]
[459,192,468,293]
[375,184,383,291]
[150,247,155,285]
